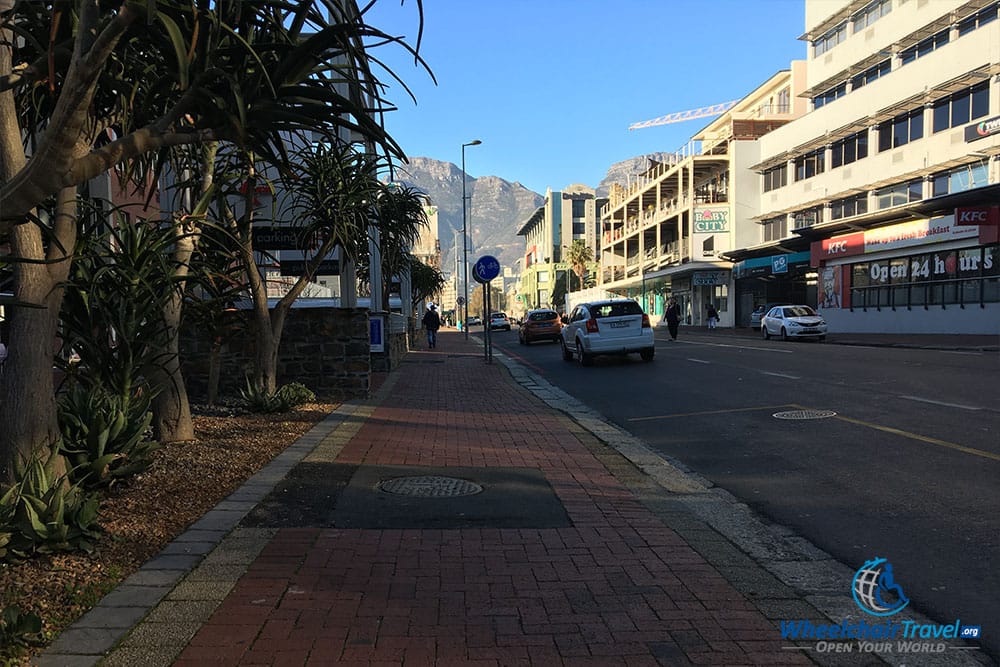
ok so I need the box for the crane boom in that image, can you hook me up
[628,100,738,130]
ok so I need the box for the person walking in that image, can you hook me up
[706,303,719,330]
[664,298,681,341]
[421,304,441,349]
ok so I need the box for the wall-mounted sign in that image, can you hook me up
[369,314,385,353]
[692,271,729,286]
[772,255,789,274]
[693,207,730,232]
[811,215,979,264]
[252,226,329,251]
[278,260,340,276]
[955,206,999,226]
[965,115,1000,142]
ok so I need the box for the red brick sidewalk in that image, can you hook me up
[172,330,810,666]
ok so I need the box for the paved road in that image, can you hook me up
[493,327,1000,660]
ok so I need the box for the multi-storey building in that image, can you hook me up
[517,184,604,312]
[599,65,808,326]
[739,0,999,334]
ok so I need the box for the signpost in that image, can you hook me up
[473,256,501,364]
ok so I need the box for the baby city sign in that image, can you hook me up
[693,207,730,232]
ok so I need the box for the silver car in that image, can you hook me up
[761,305,828,341]
[560,299,655,366]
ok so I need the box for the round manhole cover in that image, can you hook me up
[377,476,484,498]
[773,409,837,420]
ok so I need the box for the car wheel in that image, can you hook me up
[640,348,655,362]
[781,327,788,341]
[560,338,574,362]
[762,325,770,340]
[576,340,593,367]
[519,334,526,345]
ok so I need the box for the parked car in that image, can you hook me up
[560,299,654,366]
[518,309,562,345]
[761,305,828,341]
[750,302,786,328]
[466,315,482,327]
[489,312,512,331]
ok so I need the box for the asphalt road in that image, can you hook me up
[491,326,1000,660]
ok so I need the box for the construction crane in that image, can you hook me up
[628,100,738,131]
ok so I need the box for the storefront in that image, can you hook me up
[731,251,813,327]
[811,210,999,334]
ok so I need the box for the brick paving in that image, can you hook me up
[163,330,810,666]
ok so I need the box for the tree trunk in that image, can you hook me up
[149,301,194,442]
[207,340,222,405]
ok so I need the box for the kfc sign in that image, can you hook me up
[955,206,999,226]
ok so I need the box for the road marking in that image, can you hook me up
[781,404,1000,462]
[677,339,794,354]
[687,358,710,364]
[629,405,796,422]
[761,371,800,380]
[899,395,982,411]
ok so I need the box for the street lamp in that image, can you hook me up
[461,139,481,340]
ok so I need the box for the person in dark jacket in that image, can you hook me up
[664,298,681,341]
[421,304,441,349]
[706,303,719,329]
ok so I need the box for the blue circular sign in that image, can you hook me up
[473,255,501,283]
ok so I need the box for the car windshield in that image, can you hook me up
[491,313,506,319]
[591,302,643,318]
[784,306,817,317]
[528,311,557,321]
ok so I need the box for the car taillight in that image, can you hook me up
[642,314,650,328]
[586,318,599,333]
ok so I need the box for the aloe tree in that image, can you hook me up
[0,0,430,479]
[409,257,446,311]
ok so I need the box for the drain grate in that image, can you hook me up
[377,475,483,498]
[773,409,837,420]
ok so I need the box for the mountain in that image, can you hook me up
[393,153,680,276]
[391,157,543,278]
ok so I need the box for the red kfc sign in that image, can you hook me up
[955,206,999,226]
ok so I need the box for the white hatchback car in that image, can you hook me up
[560,299,655,366]
[761,305,828,341]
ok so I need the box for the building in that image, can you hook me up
[599,66,808,326]
[517,184,603,312]
[737,0,999,334]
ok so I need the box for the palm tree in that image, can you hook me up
[567,240,594,294]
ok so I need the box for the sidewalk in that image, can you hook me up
[37,330,988,666]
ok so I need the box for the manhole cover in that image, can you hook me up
[377,476,483,498]
[773,409,838,420]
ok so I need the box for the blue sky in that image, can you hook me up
[366,0,808,195]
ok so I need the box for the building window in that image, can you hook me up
[762,164,787,192]
[957,3,998,36]
[875,179,922,209]
[792,206,824,229]
[932,163,989,196]
[813,82,847,109]
[571,199,586,218]
[814,22,847,56]
[537,270,549,283]
[877,108,923,151]
[899,29,949,65]
[794,148,825,181]
[830,194,868,220]
[572,222,586,235]
[831,131,869,168]
[853,0,892,31]
[761,215,787,242]
[777,87,790,113]
[850,59,891,91]
[932,82,990,133]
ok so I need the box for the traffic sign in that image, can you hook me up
[473,255,500,284]
[456,296,466,306]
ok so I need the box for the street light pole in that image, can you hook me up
[461,139,481,340]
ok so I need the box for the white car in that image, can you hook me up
[560,299,654,366]
[761,305,827,341]
[488,312,511,331]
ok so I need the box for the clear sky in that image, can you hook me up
[366,0,808,195]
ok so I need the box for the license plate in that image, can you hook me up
[801,329,818,333]
[609,321,630,328]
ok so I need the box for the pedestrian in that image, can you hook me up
[664,298,681,341]
[706,303,719,330]
[421,304,441,349]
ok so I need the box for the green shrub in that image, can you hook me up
[276,382,315,408]
[0,605,44,659]
[58,384,158,490]
[241,379,315,413]
[0,451,101,563]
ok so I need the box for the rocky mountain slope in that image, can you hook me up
[393,154,676,275]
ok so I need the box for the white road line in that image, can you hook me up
[687,358,710,364]
[760,371,800,380]
[679,340,793,354]
[899,395,982,411]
